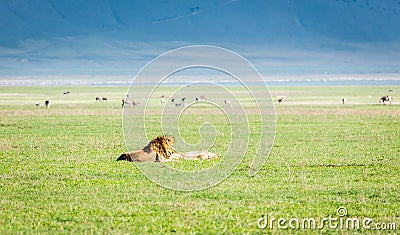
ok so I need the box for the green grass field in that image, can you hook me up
[0,85,399,234]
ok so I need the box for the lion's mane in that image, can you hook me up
[117,135,175,162]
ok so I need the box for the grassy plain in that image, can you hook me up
[0,85,399,234]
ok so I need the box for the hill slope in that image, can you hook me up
[1,0,400,76]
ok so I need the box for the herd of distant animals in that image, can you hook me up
[276,93,393,105]
[161,95,216,107]
[34,90,394,108]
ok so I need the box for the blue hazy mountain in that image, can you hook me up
[1,0,400,77]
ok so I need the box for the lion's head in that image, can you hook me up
[149,135,175,160]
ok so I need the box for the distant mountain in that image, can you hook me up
[1,0,400,77]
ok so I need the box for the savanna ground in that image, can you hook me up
[0,85,399,234]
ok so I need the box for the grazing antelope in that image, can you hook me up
[122,98,139,108]
[175,98,187,107]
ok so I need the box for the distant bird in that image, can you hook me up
[45,100,51,108]
[380,95,392,105]
[277,96,286,103]
[160,95,166,103]
[63,91,70,95]
[342,98,347,104]
[224,99,232,107]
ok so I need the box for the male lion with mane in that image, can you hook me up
[117,135,220,162]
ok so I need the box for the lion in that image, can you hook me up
[117,135,220,162]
